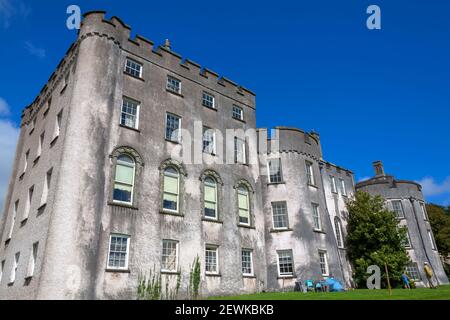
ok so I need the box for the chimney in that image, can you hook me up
[163,39,171,51]
[372,160,385,177]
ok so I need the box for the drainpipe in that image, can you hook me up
[409,197,440,286]
[319,162,347,287]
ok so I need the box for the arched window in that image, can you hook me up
[113,154,136,204]
[334,217,344,248]
[163,167,180,212]
[204,176,218,219]
[237,185,250,225]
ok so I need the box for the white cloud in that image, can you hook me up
[24,41,46,59]
[417,176,450,197]
[0,0,31,28]
[0,119,19,213]
[0,97,10,116]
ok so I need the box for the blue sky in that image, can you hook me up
[0,0,450,209]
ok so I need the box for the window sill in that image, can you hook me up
[43,108,50,117]
[19,172,25,181]
[108,202,139,210]
[161,270,180,275]
[37,203,47,216]
[60,84,67,94]
[124,71,145,82]
[206,273,221,278]
[5,238,11,247]
[243,275,256,279]
[277,275,295,280]
[313,229,326,234]
[267,182,285,186]
[165,138,181,145]
[270,228,293,233]
[202,218,223,224]
[50,135,59,148]
[160,210,184,217]
[20,218,28,227]
[238,224,256,230]
[119,124,141,133]
[166,88,184,98]
[308,184,318,189]
[29,128,35,136]
[232,117,246,124]
[105,268,131,274]
[33,156,41,166]
[7,282,14,287]
[203,105,218,112]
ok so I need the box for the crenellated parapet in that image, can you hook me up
[257,127,322,161]
[79,11,255,107]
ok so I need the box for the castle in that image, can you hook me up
[0,11,447,299]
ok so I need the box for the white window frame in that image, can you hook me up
[165,113,181,143]
[405,262,421,281]
[53,110,62,140]
[9,252,20,284]
[37,131,45,158]
[232,105,244,120]
[23,186,34,221]
[267,158,283,184]
[107,234,130,271]
[23,150,30,174]
[120,97,140,130]
[234,137,247,164]
[205,245,219,275]
[305,161,315,186]
[202,127,216,155]
[162,167,180,213]
[277,250,294,277]
[391,200,405,219]
[40,169,52,207]
[241,249,253,276]
[312,203,321,231]
[428,230,436,250]
[202,92,215,109]
[124,58,143,78]
[204,176,218,220]
[7,200,18,240]
[161,240,179,273]
[26,242,39,278]
[403,230,412,248]
[237,186,251,226]
[420,202,428,220]
[330,176,337,193]
[340,178,347,196]
[334,217,344,248]
[167,76,181,94]
[113,154,136,205]
[319,251,329,276]
[272,202,289,230]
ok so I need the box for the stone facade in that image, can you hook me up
[0,11,447,299]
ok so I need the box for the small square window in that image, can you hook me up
[120,98,140,129]
[202,92,215,109]
[232,105,243,120]
[277,250,293,276]
[107,235,130,270]
[167,76,181,94]
[268,159,283,183]
[165,113,181,142]
[205,246,219,274]
[124,58,143,78]
[272,202,289,230]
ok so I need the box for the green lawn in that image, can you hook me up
[210,285,450,300]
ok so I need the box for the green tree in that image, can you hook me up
[426,204,450,258]
[346,191,410,288]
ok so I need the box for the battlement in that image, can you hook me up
[257,127,322,160]
[79,11,255,106]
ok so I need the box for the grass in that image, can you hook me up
[210,285,450,300]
